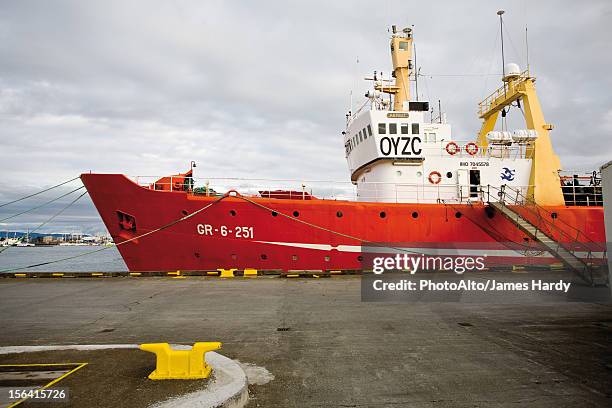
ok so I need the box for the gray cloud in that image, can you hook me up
[1,0,610,233]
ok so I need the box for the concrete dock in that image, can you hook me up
[0,275,611,407]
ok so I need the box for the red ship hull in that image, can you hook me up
[81,174,606,272]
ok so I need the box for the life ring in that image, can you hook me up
[465,142,479,156]
[428,171,442,184]
[445,142,459,155]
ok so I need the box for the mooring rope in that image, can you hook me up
[234,194,424,255]
[0,186,86,223]
[0,194,228,273]
[0,176,81,208]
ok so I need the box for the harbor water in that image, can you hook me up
[0,246,127,273]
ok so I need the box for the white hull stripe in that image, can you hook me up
[253,240,606,259]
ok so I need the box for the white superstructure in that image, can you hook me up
[344,26,533,204]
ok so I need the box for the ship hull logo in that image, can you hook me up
[501,167,516,181]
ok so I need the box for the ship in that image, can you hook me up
[81,24,607,281]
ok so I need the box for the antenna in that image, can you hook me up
[414,43,419,101]
[497,10,506,80]
[525,25,530,72]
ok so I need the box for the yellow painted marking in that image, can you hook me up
[286,274,299,278]
[91,273,103,276]
[14,273,27,277]
[167,271,181,276]
[329,270,342,275]
[243,268,258,277]
[313,275,320,278]
[172,276,187,279]
[129,272,142,276]
[2,362,87,408]
[52,273,64,277]
[207,271,219,276]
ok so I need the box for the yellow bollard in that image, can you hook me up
[217,268,236,278]
[140,342,222,380]
[243,268,258,277]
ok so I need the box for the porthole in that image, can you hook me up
[446,172,453,178]
[485,206,495,219]
[181,209,188,216]
[455,211,462,219]
[194,252,200,258]
[261,254,268,260]
[229,210,236,216]
[324,256,330,262]
[551,212,558,219]
[292,255,298,261]
[271,211,278,217]
[396,170,402,176]
[380,211,386,218]
[357,255,364,262]
[412,211,419,218]
[293,211,299,217]
[336,211,343,218]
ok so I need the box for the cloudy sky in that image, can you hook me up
[1,0,611,234]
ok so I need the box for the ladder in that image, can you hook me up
[489,200,607,286]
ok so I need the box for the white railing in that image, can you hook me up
[129,175,532,205]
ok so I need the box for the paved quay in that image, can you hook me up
[0,275,610,407]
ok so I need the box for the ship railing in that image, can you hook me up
[478,69,531,117]
[558,170,603,207]
[486,184,607,266]
[131,176,534,205]
[422,141,530,160]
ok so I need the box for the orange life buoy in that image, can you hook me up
[445,142,459,155]
[465,142,479,156]
[428,171,442,184]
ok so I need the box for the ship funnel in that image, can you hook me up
[503,63,521,82]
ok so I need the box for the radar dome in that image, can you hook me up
[503,63,521,81]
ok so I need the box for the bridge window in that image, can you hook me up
[389,123,397,134]
[359,130,363,142]
[401,123,409,134]
[362,127,368,139]
[412,123,420,134]
[367,125,372,137]
[378,123,386,134]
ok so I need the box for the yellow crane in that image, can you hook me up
[476,69,565,206]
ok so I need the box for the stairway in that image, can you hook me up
[489,201,606,286]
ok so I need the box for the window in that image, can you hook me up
[427,133,437,143]
[378,123,386,134]
[412,123,420,134]
[353,136,357,146]
[359,130,363,142]
[399,41,410,51]
[362,127,368,139]
[367,125,373,137]
[389,123,397,134]
[401,123,409,134]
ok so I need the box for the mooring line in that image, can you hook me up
[0,185,86,222]
[0,194,228,273]
[234,194,424,255]
[0,176,81,208]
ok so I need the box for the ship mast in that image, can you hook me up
[375,25,413,111]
